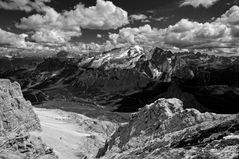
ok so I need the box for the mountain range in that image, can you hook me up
[1,46,239,114]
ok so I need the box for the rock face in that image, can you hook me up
[0,79,40,135]
[0,79,57,159]
[97,98,239,159]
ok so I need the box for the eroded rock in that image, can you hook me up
[97,98,239,159]
[0,79,40,135]
[0,79,57,159]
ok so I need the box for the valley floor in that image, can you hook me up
[31,107,119,159]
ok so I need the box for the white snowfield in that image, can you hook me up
[31,108,118,159]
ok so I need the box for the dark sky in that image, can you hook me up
[0,0,239,55]
[0,0,236,42]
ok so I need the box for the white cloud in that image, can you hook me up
[163,19,230,48]
[97,34,103,38]
[130,14,148,21]
[2,0,239,56]
[107,5,239,55]
[154,17,167,22]
[215,5,239,38]
[0,28,29,48]
[0,0,51,12]
[17,0,129,44]
[17,6,79,44]
[108,24,164,48]
[217,5,239,24]
[63,0,129,30]
[130,14,166,23]
[17,7,79,32]
[31,28,80,44]
[180,0,220,8]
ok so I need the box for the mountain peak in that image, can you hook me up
[97,98,239,159]
[144,98,184,117]
[129,45,144,54]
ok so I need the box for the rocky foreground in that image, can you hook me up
[0,79,57,159]
[0,78,238,159]
[0,78,125,159]
[97,98,239,159]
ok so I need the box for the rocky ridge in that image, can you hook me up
[97,98,239,159]
[0,79,57,159]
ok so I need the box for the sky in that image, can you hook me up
[0,0,239,55]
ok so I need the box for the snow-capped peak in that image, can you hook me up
[127,45,144,57]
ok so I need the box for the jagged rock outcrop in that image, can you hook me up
[0,79,57,159]
[0,79,40,135]
[97,98,239,159]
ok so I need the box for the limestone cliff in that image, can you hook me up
[0,79,57,159]
[97,98,239,159]
[0,79,40,135]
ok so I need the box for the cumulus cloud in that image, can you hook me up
[130,14,148,21]
[16,0,128,44]
[63,0,129,30]
[163,19,230,48]
[2,0,238,56]
[154,17,167,22]
[0,28,29,48]
[0,0,51,12]
[108,5,239,55]
[218,5,239,24]
[215,5,239,37]
[130,14,167,23]
[109,24,163,46]
[31,28,80,44]
[97,34,103,38]
[180,0,220,8]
